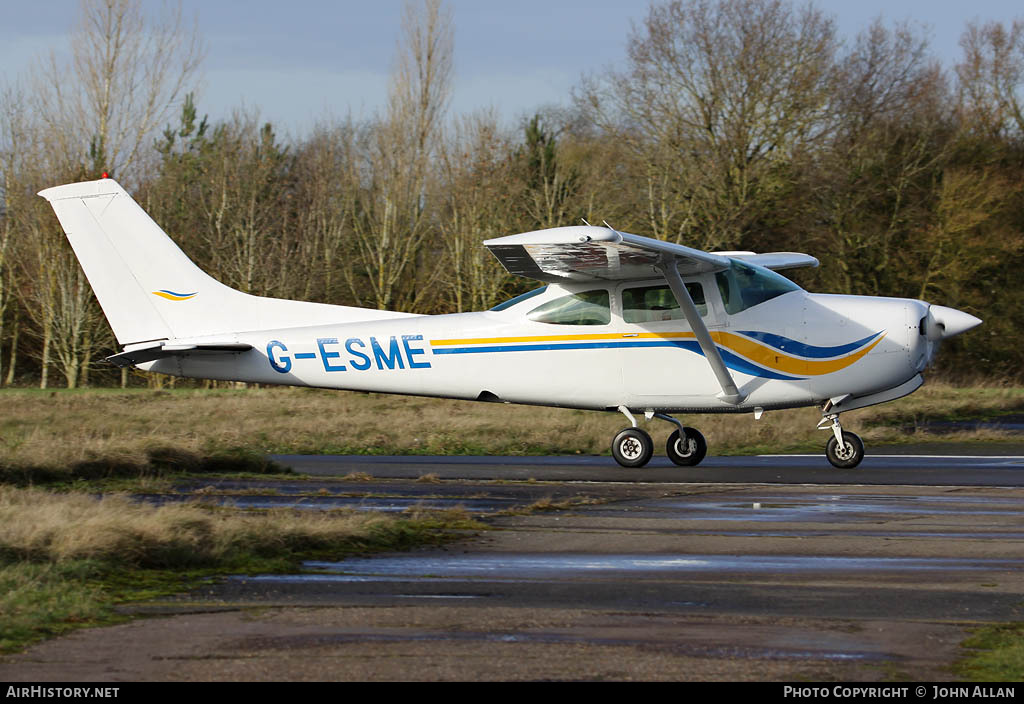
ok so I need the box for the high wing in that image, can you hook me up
[483,226,818,283]
[484,226,730,282]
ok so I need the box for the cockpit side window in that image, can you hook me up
[715,261,800,315]
[622,283,706,323]
[527,289,611,325]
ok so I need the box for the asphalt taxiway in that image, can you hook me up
[271,449,1024,486]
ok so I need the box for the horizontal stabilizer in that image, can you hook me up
[107,341,253,368]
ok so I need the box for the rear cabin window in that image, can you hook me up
[622,283,706,323]
[527,289,611,325]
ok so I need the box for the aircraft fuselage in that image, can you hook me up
[144,280,930,415]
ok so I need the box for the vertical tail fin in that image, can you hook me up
[39,179,190,344]
[39,179,411,346]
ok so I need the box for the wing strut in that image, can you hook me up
[656,256,745,405]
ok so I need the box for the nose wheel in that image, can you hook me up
[819,412,865,469]
[826,431,864,468]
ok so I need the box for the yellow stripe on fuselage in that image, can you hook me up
[430,330,886,377]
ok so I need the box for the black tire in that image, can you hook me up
[611,427,654,468]
[826,431,865,469]
[666,427,707,466]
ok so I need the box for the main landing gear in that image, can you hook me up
[611,407,707,468]
[818,412,865,469]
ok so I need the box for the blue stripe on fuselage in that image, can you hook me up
[431,340,802,380]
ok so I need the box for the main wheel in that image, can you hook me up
[826,431,864,469]
[612,427,654,468]
[666,427,707,466]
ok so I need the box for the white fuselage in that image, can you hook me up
[144,277,930,414]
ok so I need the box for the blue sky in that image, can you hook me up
[2,0,1022,136]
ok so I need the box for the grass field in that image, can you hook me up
[1,382,1022,483]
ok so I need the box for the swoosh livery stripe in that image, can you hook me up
[152,290,198,301]
[735,330,882,359]
[430,330,886,380]
[712,331,885,377]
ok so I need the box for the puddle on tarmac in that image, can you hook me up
[674,530,1024,539]
[236,552,1023,584]
[392,594,485,599]
[591,494,1024,522]
[228,630,877,661]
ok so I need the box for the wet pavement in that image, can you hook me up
[270,451,1024,486]
[4,456,1024,681]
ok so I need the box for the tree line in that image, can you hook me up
[0,0,1021,388]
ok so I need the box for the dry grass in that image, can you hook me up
[0,383,1020,482]
[0,485,482,653]
[0,486,407,568]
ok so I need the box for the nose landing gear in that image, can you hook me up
[819,412,864,469]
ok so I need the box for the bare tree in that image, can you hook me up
[290,122,359,304]
[345,0,453,311]
[7,0,203,387]
[189,114,291,295]
[810,19,949,297]
[0,84,29,385]
[577,0,837,249]
[957,19,1024,141]
[438,110,523,311]
[33,0,204,186]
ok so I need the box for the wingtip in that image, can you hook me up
[38,178,124,201]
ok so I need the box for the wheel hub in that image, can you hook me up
[620,438,643,460]
[673,438,694,457]
[834,442,854,460]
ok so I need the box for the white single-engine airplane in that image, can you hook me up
[40,178,982,469]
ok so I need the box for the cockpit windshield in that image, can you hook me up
[490,286,548,311]
[715,260,800,315]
